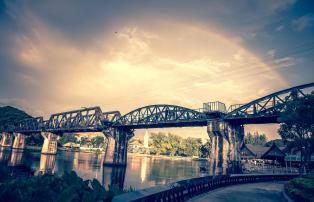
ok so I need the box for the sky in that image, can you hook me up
[0,0,313,140]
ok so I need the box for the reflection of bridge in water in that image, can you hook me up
[0,82,313,178]
[0,148,126,189]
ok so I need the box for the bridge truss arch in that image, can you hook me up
[113,104,208,129]
[224,82,314,124]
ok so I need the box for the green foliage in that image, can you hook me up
[25,133,44,146]
[91,136,105,149]
[149,132,209,157]
[265,139,286,147]
[245,132,268,146]
[59,133,78,145]
[285,175,314,202]
[278,91,314,169]
[149,132,168,155]
[0,171,113,202]
[199,140,211,158]
[0,106,31,126]
[0,106,44,146]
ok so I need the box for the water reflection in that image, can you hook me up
[36,154,56,175]
[9,149,24,166]
[0,147,12,163]
[102,166,126,190]
[0,148,34,178]
[0,149,208,190]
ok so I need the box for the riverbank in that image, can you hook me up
[24,146,208,161]
[128,153,208,161]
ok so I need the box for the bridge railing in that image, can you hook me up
[112,173,299,202]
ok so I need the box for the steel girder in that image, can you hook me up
[1,82,313,132]
[45,107,105,132]
[103,111,121,123]
[15,117,44,133]
[224,82,314,124]
[113,104,208,129]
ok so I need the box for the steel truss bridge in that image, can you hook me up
[1,82,313,134]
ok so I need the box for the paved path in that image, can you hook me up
[188,182,287,202]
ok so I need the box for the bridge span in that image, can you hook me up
[0,82,313,174]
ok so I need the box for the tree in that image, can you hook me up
[265,139,286,147]
[149,132,204,157]
[278,91,314,171]
[181,137,202,157]
[254,132,267,146]
[149,132,168,155]
[166,133,181,156]
[244,132,268,146]
[91,136,105,148]
[199,140,211,158]
[25,133,44,146]
[245,132,254,144]
[59,133,77,145]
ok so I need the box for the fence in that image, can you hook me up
[112,173,299,202]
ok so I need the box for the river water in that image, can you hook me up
[0,148,209,190]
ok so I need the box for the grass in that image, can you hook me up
[285,174,314,202]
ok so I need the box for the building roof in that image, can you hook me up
[241,143,286,160]
[245,144,269,158]
[261,143,285,160]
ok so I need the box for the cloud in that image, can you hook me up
[9,15,287,118]
[267,49,276,58]
[274,57,296,68]
[0,1,298,139]
[292,14,314,31]
[276,25,284,32]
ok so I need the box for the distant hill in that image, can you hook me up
[0,106,32,126]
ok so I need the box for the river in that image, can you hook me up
[0,148,209,190]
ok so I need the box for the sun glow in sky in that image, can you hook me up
[0,0,313,139]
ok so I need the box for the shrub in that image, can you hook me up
[285,174,314,202]
[0,171,113,202]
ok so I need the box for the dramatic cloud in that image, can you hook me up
[1,0,313,139]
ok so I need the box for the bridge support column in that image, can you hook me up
[41,132,58,155]
[0,132,13,148]
[225,124,244,174]
[104,135,116,165]
[103,128,132,166]
[12,133,26,149]
[208,131,218,175]
[208,121,244,175]
[208,121,229,175]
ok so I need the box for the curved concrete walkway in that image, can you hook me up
[188,181,287,202]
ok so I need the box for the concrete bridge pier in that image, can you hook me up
[208,130,218,175]
[0,132,13,147]
[207,121,229,175]
[225,123,244,174]
[208,121,244,175]
[103,128,133,166]
[12,133,26,149]
[41,132,58,154]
